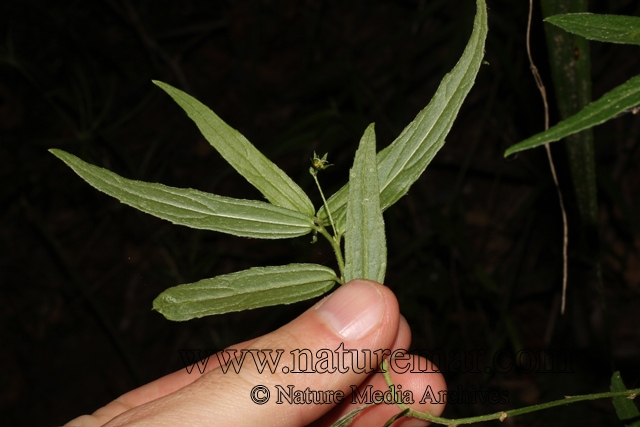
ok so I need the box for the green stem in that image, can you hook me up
[311,169,346,283]
[312,172,338,235]
[316,222,346,284]
[380,360,639,426]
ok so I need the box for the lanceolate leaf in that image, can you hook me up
[545,13,640,45]
[345,124,387,284]
[610,371,640,427]
[153,264,338,320]
[317,0,488,232]
[504,73,640,156]
[51,149,314,239]
[154,81,315,216]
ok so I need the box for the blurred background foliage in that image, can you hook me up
[1,0,639,425]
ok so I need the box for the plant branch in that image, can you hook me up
[526,0,570,314]
[316,221,346,284]
[380,360,639,426]
[312,171,338,235]
[311,164,346,283]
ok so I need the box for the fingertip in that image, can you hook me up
[393,314,412,351]
[315,279,399,343]
[389,356,447,417]
[344,279,401,323]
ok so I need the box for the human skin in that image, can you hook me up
[65,279,447,427]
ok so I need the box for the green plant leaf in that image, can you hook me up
[345,124,387,284]
[50,149,314,239]
[317,0,488,232]
[153,264,338,320]
[610,371,640,426]
[545,13,640,45]
[504,73,640,156]
[153,80,315,216]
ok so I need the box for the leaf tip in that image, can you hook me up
[503,146,517,158]
[151,300,175,321]
[49,148,68,161]
[363,122,376,137]
[361,123,377,145]
[152,80,171,92]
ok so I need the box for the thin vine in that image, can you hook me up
[378,360,639,426]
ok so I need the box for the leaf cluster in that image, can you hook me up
[50,0,488,321]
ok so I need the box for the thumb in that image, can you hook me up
[105,279,401,427]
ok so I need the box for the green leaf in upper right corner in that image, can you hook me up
[545,13,640,45]
[504,73,640,156]
[345,124,387,284]
[610,371,640,427]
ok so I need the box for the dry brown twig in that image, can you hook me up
[526,0,569,314]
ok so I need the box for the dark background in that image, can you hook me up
[2,0,639,425]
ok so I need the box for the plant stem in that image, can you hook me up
[526,0,569,314]
[380,360,640,426]
[312,172,338,236]
[316,223,346,284]
[311,169,346,283]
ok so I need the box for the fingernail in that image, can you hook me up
[316,280,386,341]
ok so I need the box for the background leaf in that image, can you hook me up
[51,149,314,239]
[153,264,338,320]
[317,0,488,232]
[545,13,640,45]
[345,124,387,284]
[610,371,640,426]
[504,73,640,156]
[541,0,606,347]
[154,81,315,216]
[542,0,597,235]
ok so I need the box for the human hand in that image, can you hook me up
[65,279,447,427]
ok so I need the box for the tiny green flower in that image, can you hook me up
[310,152,332,174]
